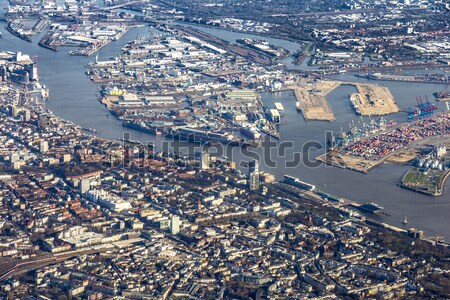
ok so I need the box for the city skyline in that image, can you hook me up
[0,0,448,299]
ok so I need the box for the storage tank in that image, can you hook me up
[417,159,424,168]
[432,160,439,169]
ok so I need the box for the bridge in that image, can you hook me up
[99,1,143,11]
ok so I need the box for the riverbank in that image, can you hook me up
[356,73,450,85]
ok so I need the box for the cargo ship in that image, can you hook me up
[117,138,141,145]
[82,127,99,134]
[283,175,316,191]
[122,121,163,135]
[236,38,288,58]
[240,125,262,141]
[349,94,362,115]
[167,127,258,148]
[316,191,344,203]
[358,73,450,84]
[355,202,384,214]
[433,91,450,101]
[258,126,280,139]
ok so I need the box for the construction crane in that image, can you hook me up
[18,85,29,107]
[32,55,38,68]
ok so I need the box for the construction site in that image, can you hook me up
[294,87,336,122]
[316,150,380,173]
[293,82,337,122]
[292,80,398,121]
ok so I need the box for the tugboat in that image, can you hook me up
[402,216,408,225]
[296,102,302,113]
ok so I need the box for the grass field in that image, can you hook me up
[403,171,427,185]
[401,168,449,196]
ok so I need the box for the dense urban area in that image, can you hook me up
[0,0,449,299]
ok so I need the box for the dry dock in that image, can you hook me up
[349,83,399,116]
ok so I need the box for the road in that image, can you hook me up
[99,1,143,11]
[263,7,427,18]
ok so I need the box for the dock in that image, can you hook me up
[292,80,398,121]
[315,150,380,173]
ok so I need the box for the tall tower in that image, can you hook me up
[38,114,49,129]
[248,159,259,176]
[170,215,180,234]
[80,178,90,194]
[248,159,260,190]
[201,151,210,170]
[249,172,260,190]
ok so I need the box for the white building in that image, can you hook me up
[85,189,132,212]
[57,226,104,248]
[170,215,180,235]
[80,178,90,194]
[201,151,210,170]
[39,140,48,153]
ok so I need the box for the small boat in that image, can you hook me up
[401,216,408,225]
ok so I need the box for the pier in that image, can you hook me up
[291,80,398,121]
[358,73,450,85]
[292,81,338,122]
[349,83,399,116]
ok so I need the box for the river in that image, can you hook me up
[0,5,449,241]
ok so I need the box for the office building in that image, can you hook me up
[39,140,48,153]
[80,178,90,194]
[170,215,180,234]
[201,151,210,170]
[248,159,260,190]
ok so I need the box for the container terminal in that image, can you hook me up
[317,111,450,174]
